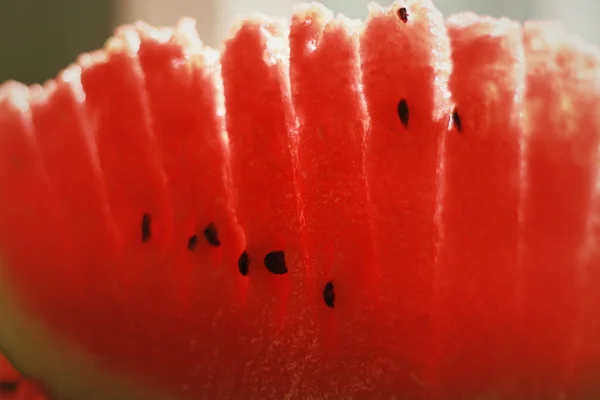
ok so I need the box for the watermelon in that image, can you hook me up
[0,1,599,399]
[0,353,48,400]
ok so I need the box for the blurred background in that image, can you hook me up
[0,0,598,85]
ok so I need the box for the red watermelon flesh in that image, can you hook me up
[358,0,452,396]
[222,15,298,317]
[113,20,259,397]
[10,381,48,400]
[288,3,380,393]
[574,189,600,398]
[77,31,184,382]
[27,68,125,356]
[0,83,84,341]
[514,22,600,398]
[220,16,317,398]
[79,31,174,286]
[134,20,245,273]
[133,20,246,314]
[0,1,599,400]
[0,352,21,399]
[0,353,48,400]
[431,14,525,398]
[0,353,20,383]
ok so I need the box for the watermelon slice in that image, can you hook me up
[0,1,599,400]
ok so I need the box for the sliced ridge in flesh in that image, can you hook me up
[0,82,78,350]
[359,1,452,396]
[79,32,173,250]
[289,3,381,397]
[515,22,600,398]
[431,13,526,399]
[121,20,255,397]
[221,16,310,398]
[78,29,177,392]
[28,66,125,358]
[134,19,245,312]
[574,188,600,399]
[567,39,600,399]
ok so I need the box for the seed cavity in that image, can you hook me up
[0,381,18,392]
[238,251,250,276]
[323,281,335,308]
[452,109,462,132]
[141,213,152,243]
[397,99,409,128]
[264,251,288,275]
[397,7,409,23]
[187,234,198,251]
[203,222,221,247]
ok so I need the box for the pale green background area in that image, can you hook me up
[0,0,113,84]
[209,0,596,47]
[321,0,534,21]
[0,0,598,85]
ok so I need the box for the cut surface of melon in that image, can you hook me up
[0,1,599,400]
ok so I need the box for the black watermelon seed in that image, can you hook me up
[203,222,221,247]
[264,251,288,275]
[141,213,152,243]
[238,251,250,276]
[397,99,409,128]
[0,381,18,393]
[397,7,409,23]
[187,234,198,251]
[452,109,462,133]
[323,281,335,308]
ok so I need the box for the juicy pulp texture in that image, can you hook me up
[77,31,188,385]
[289,4,380,394]
[359,1,452,396]
[134,20,246,322]
[431,14,525,399]
[135,21,245,273]
[220,17,314,399]
[27,68,125,358]
[0,1,599,400]
[0,82,83,348]
[515,22,600,398]
[574,191,600,399]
